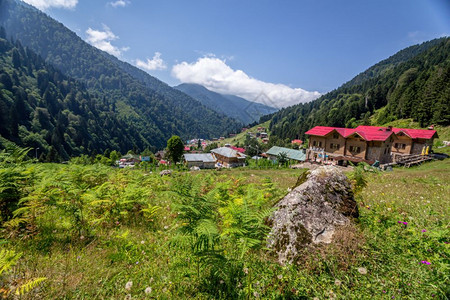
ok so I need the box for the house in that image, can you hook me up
[183,153,216,169]
[118,153,141,168]
[211,147,246,168]
[155,150,166,161]
[266,146,306,162]
[305,125,438,165]
[260,132,268,138]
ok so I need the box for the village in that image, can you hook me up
[117,123,446,171]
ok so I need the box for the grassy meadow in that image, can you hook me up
[0,149,448,299]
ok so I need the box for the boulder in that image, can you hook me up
[159,170,172,176]
[267,166,358,264]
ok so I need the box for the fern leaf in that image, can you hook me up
[15,277,47,295]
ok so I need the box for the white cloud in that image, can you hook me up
[108,0,130,8]
[172,56,320,108]
[85,25,128,57]
[136,52,167,71]
[22,0,78,10]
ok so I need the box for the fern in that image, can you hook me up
[0,249,22,275]
[15,277,47,295]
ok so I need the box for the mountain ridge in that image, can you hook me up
[0,0,241,150]
[175,83,278,125]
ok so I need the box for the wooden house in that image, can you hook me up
[305,125,437,165]
[210,147,246,168]
[183,153,216,169]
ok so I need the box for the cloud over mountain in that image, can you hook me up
[172,56,320,108]
[85,25,128,57]
[22,0,78,10]
[136,52,167,71]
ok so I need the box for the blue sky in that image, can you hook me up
[23,0,450,107]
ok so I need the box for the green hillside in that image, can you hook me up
[0,150,448,298]
[0,0,241,152]
[268,38,450,141]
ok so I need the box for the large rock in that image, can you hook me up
[267,166,358,264]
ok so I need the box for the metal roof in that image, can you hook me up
[266,146,306,161]
[183,153,216,163]
[211,147,246,158]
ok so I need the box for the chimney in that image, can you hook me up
[386,126,392,132]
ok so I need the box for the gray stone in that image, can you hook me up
[267,166,358,264]
[159,170,172,176]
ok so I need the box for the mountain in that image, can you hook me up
[175,83,278,125]
[0,35,148,160]
[0,0,241,154]
[268,37,450,141]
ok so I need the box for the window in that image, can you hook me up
[333,133,339,139]
[330,143,340,150]
[313,141,317,147]
[318,141,323,148]
[349,146,361,153]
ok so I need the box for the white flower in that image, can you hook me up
[277,274,283,280]
[357,267,367,275]
[124,294,131,300]
[144,287,152,294]
[125,280,133,290]
[243,267,249,274]
[334,279,341,286]
[141,240,145,244]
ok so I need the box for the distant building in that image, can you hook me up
[183,153,216,169]
[291,139,303,145]
[305,125,438,164]
[211,147,246,168]
[266,146,306,162]
[260,132,268,138]
[155,150,166,161]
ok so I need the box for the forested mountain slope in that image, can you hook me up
[0,0,240,150]
[175,83,278,125]
[0,34,153,160]
[269,37,450,140]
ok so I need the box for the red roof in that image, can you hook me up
[184,146,190,151]
[306,125,437,141]
[291,139,303,144]
[231,146,246,153]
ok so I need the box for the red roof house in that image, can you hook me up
[305,125,437,164]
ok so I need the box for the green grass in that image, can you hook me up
[0,157,448,299]
[218,120,271,147]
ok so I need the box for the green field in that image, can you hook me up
[0,150,449,299]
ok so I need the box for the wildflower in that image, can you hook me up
[334,279,341,286]
[136,261,139,265]
[402,222,408,225]
[420,260,431,265]
[124,294,131,300]
[116,221,120,225]
[149,277,154,283]
[277,274,283,280]
[397,221,402,224]
[141,240,145,244]
[164,225,169,230]
[144,287,152,294]
[253,291,260,298]
[357,267,368,275]
[421,229,427,232]
[125,281,133,291]
[243,267,249,274]
[383,290,386,293]
[220,280,224,284]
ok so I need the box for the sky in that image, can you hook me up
[21,0,450,108]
